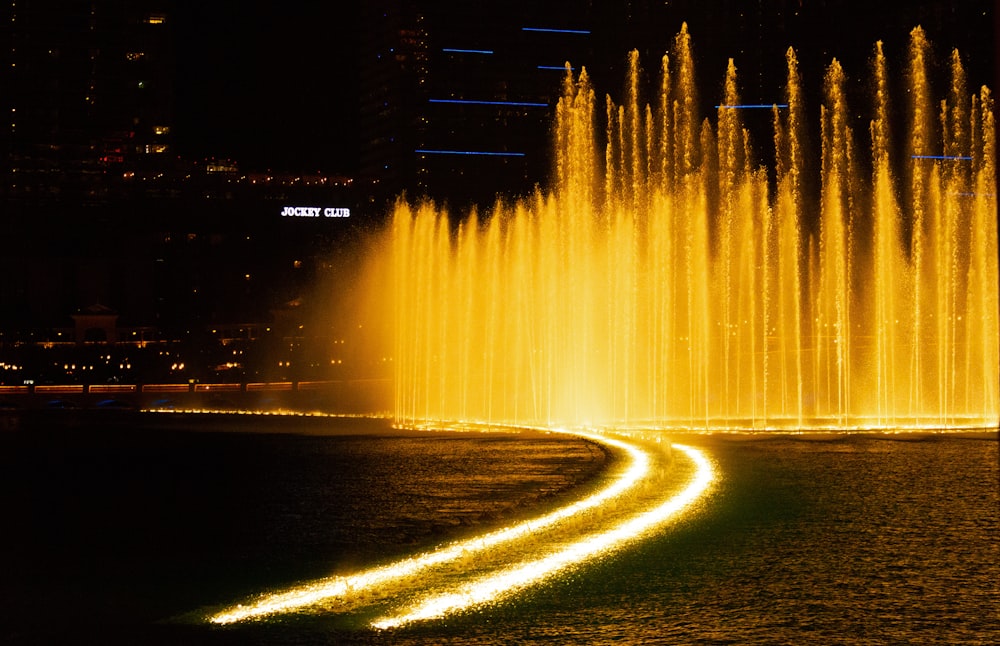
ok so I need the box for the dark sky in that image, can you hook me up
[172,3,360,175]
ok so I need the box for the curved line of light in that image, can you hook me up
[208,428,649,624]
[371,443,714,629]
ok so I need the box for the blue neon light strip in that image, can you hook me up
[416,149,526,157]
[538,65,575,71]
[429,98,549,107]
[716,104,789,109]
[522,27,591,34]
[442,48,494,54]
[911,154,972,160]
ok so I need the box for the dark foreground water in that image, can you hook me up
[1,412,996,645]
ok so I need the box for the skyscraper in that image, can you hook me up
[359,0,598,212]
[0,0,174,203]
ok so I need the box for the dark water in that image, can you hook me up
[1,413,996,645]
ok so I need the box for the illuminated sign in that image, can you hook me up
[280,206,351,218]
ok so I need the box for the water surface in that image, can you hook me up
[2,415,995,644]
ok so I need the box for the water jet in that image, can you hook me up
[388,25,999,431]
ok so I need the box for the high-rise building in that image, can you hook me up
[0,0,174,203]
[359,1,601,212]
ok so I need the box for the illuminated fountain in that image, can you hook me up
[203,26,994,630]
[390,25,999,430]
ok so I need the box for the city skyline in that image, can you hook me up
[0,0,994,335]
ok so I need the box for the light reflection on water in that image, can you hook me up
[207,427,669,625]
[1,415,996,644]
[466,433,1000,646]
[367,442,714,630]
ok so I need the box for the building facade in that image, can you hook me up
[0,0,175,203]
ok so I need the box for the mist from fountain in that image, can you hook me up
[389,25,998,430]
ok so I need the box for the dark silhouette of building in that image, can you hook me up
[0,0,175,203]
[357,0,993,212]
[0,2,364,339]
[359,1,600,212]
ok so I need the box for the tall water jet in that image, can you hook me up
[870,40,905,426]
[772,46,806,425]
[386,25,999,430]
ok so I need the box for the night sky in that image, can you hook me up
[171,3,360,175]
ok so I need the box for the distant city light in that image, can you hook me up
[522,27,591,34]
[442,48,493,55]
[428,98,548,107]
[415,149,526,157]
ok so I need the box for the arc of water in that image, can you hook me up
[209,428,652,624]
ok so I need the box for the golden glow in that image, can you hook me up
[387,26,998,430]
[209,426,648,623]
[371,443,714,629]
[206,427,714,626]
[202,24,994,634]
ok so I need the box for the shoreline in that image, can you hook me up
[3,407,996,440]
